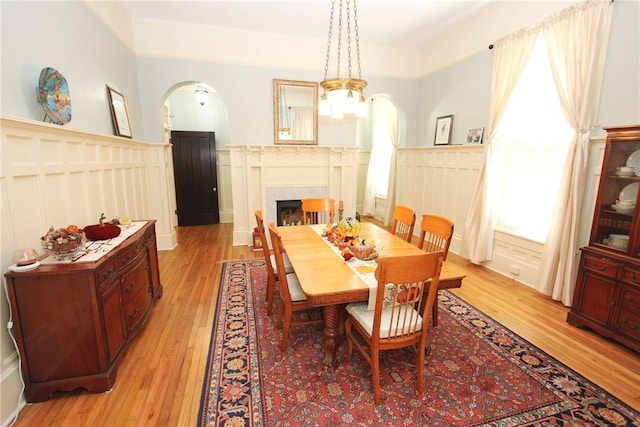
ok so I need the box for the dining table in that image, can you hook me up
[277,221,467,372]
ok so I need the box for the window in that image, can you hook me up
[367,99,394,198]
[494,35,574,242]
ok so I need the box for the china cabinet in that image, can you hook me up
[4,221,163,402]
[568,125,640,353]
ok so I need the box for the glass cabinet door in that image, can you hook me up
[591,135,640,256]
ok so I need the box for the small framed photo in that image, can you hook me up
[106,85,132,138]
[434,115,453,145]
[467,127,484,144]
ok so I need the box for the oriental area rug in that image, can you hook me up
[198,259,640,426]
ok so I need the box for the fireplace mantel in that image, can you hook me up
[229,145,358,246]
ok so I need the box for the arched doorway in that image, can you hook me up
[358,94,402,224]
[163,82,230,226]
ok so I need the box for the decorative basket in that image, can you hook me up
[41,227,86,258]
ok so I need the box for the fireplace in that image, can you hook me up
[277,200,303,226]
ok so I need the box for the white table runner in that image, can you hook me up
[41,221,148,264]
[309,224,382,310]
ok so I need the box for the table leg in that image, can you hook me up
[321,304,345,372]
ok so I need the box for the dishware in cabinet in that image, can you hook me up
[568,125,640,353]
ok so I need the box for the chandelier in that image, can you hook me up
[195,84,208,106]
[319,0,367,118]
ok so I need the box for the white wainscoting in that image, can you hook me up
[0,116,179,421]
[394,145,486,255]
[393,140,603,291]
[216,149,233,224]
[229,145,358,246]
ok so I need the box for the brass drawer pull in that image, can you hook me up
[589,263,610,272]
[102,269,114,281]
[626,295,640,308]
[623,318,639,330]
[124,282,135,293]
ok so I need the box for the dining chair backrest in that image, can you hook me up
[268,222,295,309]
[417,214,454,260]
[255,210,273,275]
[301,198,335,225]
[268,221,323,351]
[344,251,444,404]
[372,252,443,341]
[255,210,277,315]
[390,205,416,243]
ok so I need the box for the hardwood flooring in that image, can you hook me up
[11,220,640,426]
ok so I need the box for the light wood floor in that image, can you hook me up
[11,220,640,426]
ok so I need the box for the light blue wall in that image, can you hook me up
[599,0,640,126]
[417,52,493,147]
[415,0,640,147]
[135,57,420,148]
[1,0,638,148]
[0,1,143,138]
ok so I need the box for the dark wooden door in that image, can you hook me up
[171,131,220,226]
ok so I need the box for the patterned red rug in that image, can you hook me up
[198,259,639,426]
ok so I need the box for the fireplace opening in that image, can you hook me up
[277,200,303,226]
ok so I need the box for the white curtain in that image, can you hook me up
[291,107,313,140]
[538,0,613,305]
[363,97,399,224]
[461,0,614,306]
[459,29,538,263]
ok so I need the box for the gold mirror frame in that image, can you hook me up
[273,79,318,145]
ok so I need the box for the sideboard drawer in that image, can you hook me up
[116,242,144,271]
[96,260,117,287]
[121,256,150,305]
[622,268,640,286]
[583,255,620,278]
[124,285,152,332]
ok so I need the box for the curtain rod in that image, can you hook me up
[487,0,614,50]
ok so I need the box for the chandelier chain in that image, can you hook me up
[353,0,362,79]
[346,0,352,78]
[336,0,343,78]
[323,0,335,81]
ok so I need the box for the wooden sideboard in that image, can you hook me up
[4,221,163,402]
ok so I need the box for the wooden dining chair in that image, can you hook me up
[254,210,293,315]
[390,205,416,243]
[301,198,335,225]
[268,222,323,351]
[417,213,454,326]
[344,252,444,405]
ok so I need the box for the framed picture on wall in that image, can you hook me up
[467,127,484,144]
[434,115,453,145]
[106,85,132,138]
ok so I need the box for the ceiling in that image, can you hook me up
[117,0,495,50]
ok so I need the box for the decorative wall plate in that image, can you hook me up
[38,67,72,125]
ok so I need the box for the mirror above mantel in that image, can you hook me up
[273,79,318,145]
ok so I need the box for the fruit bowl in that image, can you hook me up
[41,226,86,259]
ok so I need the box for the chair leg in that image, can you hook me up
[266,274,276,316]
[276,301,284,329]
[345,318,354,363]
[372,349,382,405]
[280,306,292,351]
[417,339,426,394]
[432,292,439,326]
